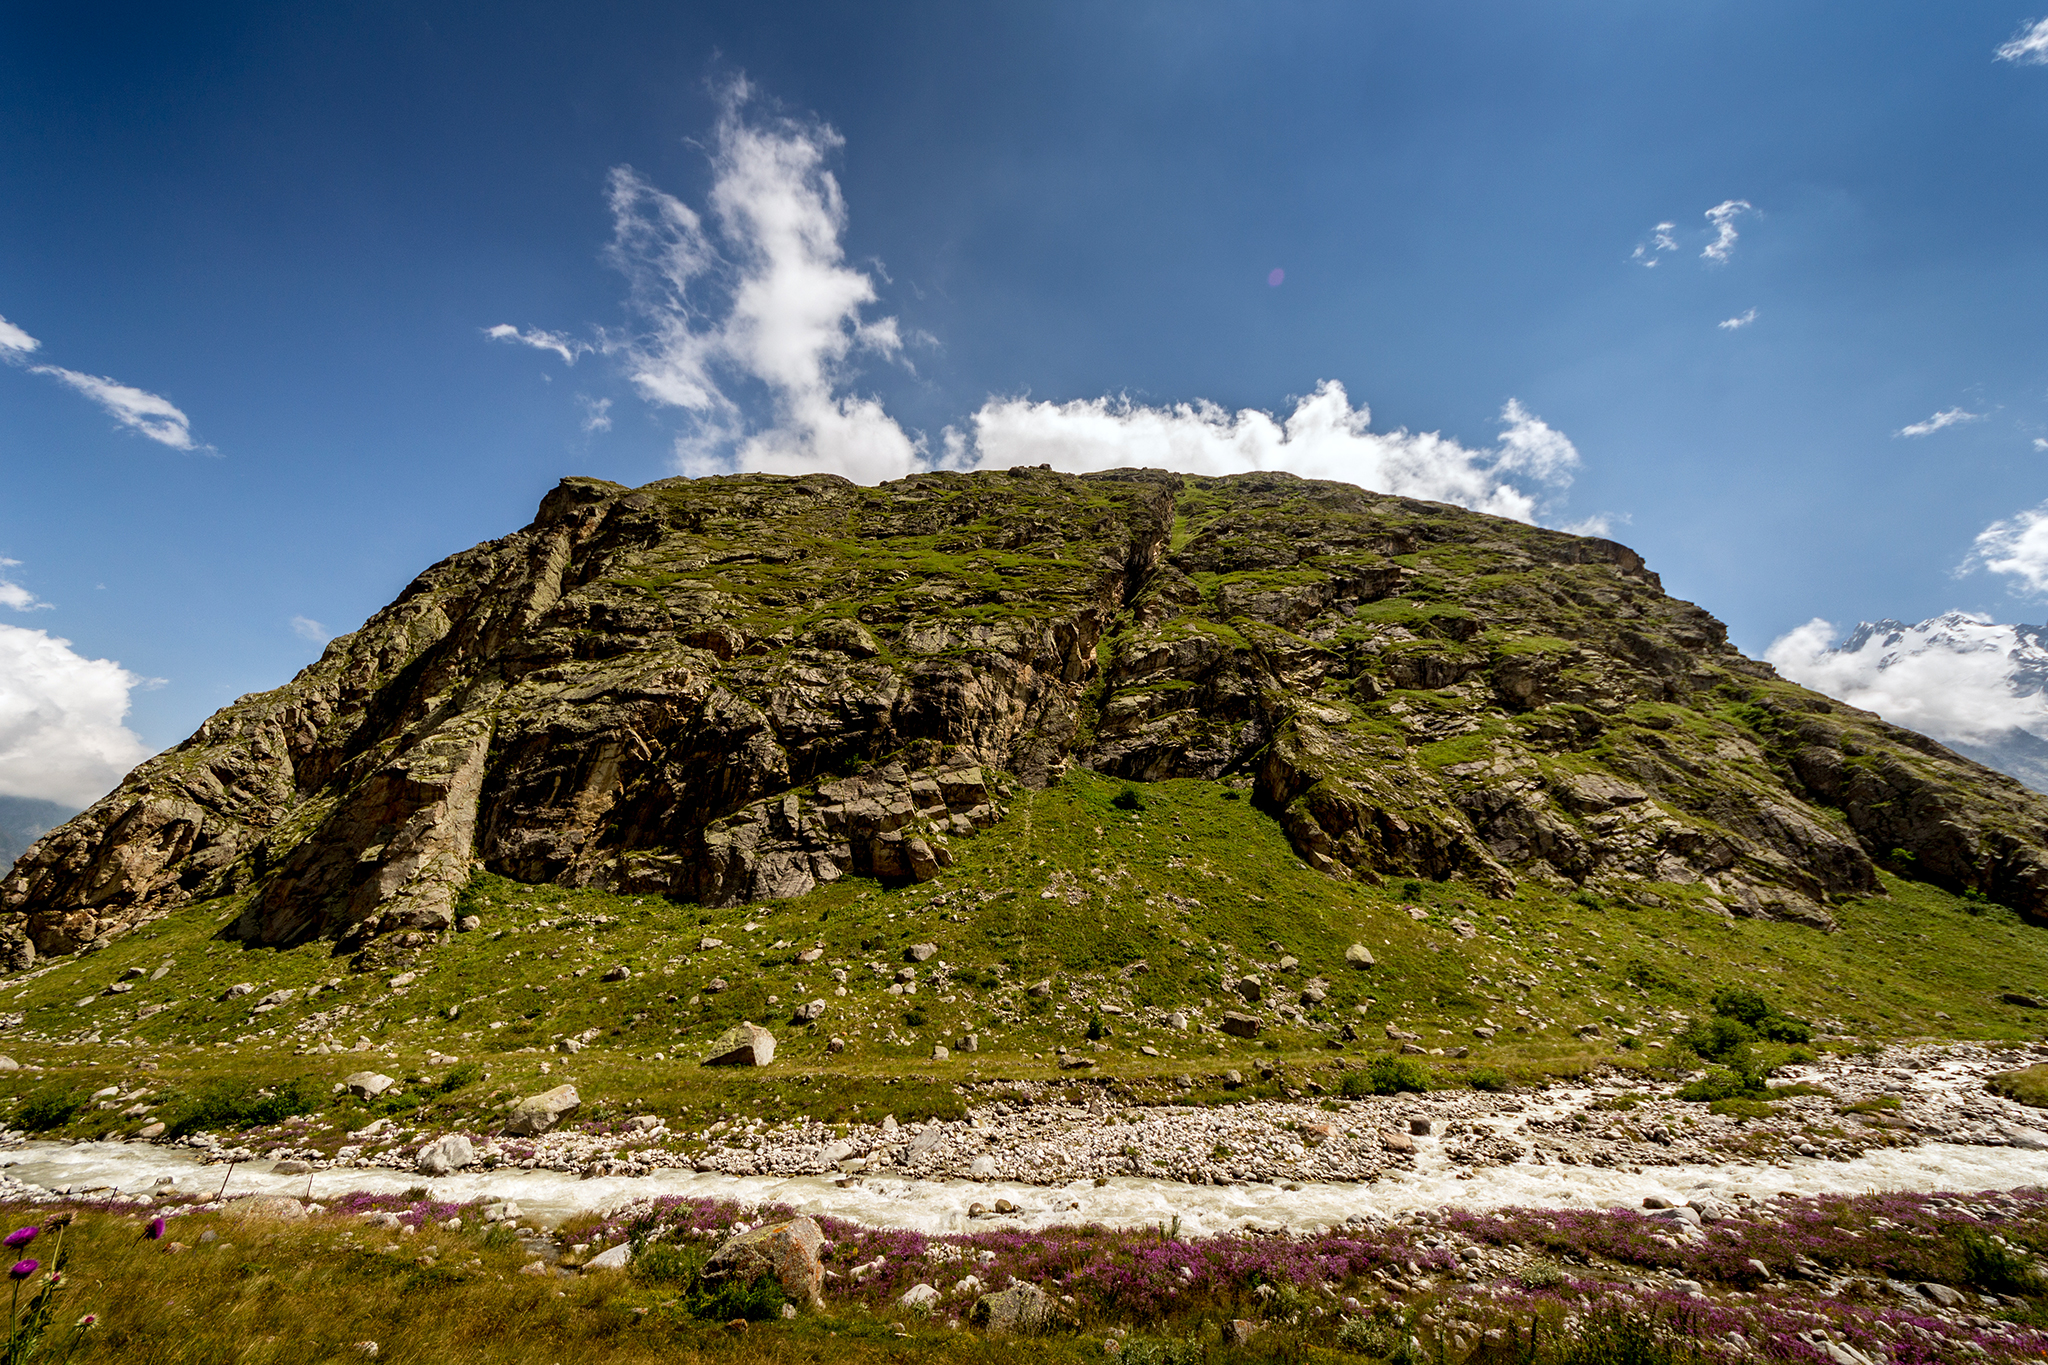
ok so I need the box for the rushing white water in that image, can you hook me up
[10,1137,2048,1237]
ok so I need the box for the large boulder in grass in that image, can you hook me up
[226,1194,308,1222]
[971,1281,1052,1336]
[702,1021,776,1067]
[503,1084,580,1137]
[704,1216,825,1308]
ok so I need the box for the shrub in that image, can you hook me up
[1678,1066,1770,1103]
[1467,1066,1511,1093]
[629,1241,701,1287]
[161,1077,323,1137]
[1086,1015,1111,1041]
[14,1087,89,1132]
[1957,1227,2044,1295]
[432,1062,484,1095]
[1341,1054,1431,1097]
[1675,1015,1755,1064]
[1111,787,1145,811]
[903,1008,926,1028]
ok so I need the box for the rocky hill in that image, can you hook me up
[8,467,2048,969]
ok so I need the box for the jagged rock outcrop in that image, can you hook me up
[9,466,2048,966]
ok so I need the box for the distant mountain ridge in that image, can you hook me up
[1777,612,2048,794]
[0,798,78,871]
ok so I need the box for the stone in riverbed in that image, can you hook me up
[703,1021,776,1067]
[416,1134,476,1175]
[503,1084,580,1136]
[705,1216,825,1308]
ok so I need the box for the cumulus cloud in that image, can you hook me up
[27,366,197,450]
[289,615,327,644]
[1962,500,2048,595]
[965,386,1579,523]
[0,624,154,807]
[1702,200,1752,263]
[0,315,38,356]
[501,82,1596,528]
[1896,406,1982,438]
[1718,308,1758,330]
[1767,613,2048,750]
[1630,222,1677,267]
[1998,18,2048,63]
[484,324,590,366]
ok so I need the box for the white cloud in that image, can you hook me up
[0,623,154,807]
[0,314,39,357]
[578,396,613,433]
[1997,18,2048,63]
[966,385,1579,524]
[1896,406,1982,438]
[27,365,196,450]
[1718,308,1758,330]
[2034,437,2047,451]
[1766,613,2048,749]
[1702,200,1752,263]
[289,615,327,644]
[1963,500,2048,595]
[1630,222,1677,267]
[484,324,590,366]
[515,82,1595,527]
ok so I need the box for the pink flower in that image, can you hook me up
[146,1217,165,1240]
[2,1228,36,1250]
[10,1259,38,1280]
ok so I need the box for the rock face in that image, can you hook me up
[704,1216,825,1308]
[11,467,2048,964]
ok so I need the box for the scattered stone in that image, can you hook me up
[1232,976,1262,1003]
[2003,993,2046,1009]
[457,915,481,932]
[1345,943,1376,969]
[226,1195,307,1222]
[1221,1012,1260,1038]
[503,1084,581,1137]
[1408,1118,1432,1136]
[899,1283,940,1309]
[1917,1282,1965,1308]
[968,1155,997,1179]
[1166,1012,1188,1029]
[1380,1130,1416,1154]
[797,947,823,964]
[222,982,254,999]
[273,1159,315,1176]
[137,1122,165,1138]
[704,977,728,993]
[703,1022,777,1067]
[792,999,827,1023]
[932,1045,950,1061]
[705,1217,826,1308]
[1028,980,1053,999]
[387,972,417,989]
[601,965,630,983]
[905,943,938,962]
[255,988,296,1008]
[0,1057,16,1071]
[584,1243,631,1272]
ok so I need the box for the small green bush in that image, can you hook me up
[1467,1066,1511,1093]
[1678,1066,1771,1103]
[1112,787,1145,811]
[14,1086,89,1132]
[1956,1227,2044,1296]
[161,1077,323,1137]
[629,1241,702,1288]
[903,1008,927,1028]
[1341,1053,1431,1097]
[1086,1015,1111,1041]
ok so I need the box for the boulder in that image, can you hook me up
[584,1242,631,1272]
[1220,1011,1260,1038]
[503,1084,580,1136]
[971,1281,1052,1336]
[1380,1130,1416,1154]
[702,1021,776,1067]
[899,1283,941,1309]
[601,964,630,982]
[705,1216,825,1308]
[274,1159,315,1176]
[968,1154,997,1179]
[1917,1282,1965,1308]
[1345,943,1375,969]
[905,943,937,962]
[416,1134,476,1175]
[226,1194,307,1222]
[1232,976,1262,1003]
[343,1071,396,1098]
[791,999,827,1023]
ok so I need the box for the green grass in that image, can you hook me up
[1991,1064,2048,1108]
[3,768,2048,1143]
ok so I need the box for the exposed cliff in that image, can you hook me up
[8,467,2048,967]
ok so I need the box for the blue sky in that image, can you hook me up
[5,3,2048,806]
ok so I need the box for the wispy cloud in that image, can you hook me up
[578,396,613,432]
[497,80,1597,528]
[289,615,328,644]
[484,324,591,366]
[1718,308,1758,330]
[1629,221,1677,267]
[1963,500,2048,595]
[1897,406,1982,438]
[1997,17,2048,64]
[0,558,47,613]
[2036,437,2048,451]
[0,314,38,356]
[0,623,155,807]
[26,366,197,450]
[1702,200,1752,263]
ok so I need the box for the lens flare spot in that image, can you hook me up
[1267,268,1285,287]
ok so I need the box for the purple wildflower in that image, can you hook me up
[146,1217,165,1240]
[1,1228,35,1250]
[10,1260,37,1281]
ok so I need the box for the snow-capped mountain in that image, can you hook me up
[1766,611,2048,793]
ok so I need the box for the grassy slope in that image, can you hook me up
[1,769,2045,1141]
